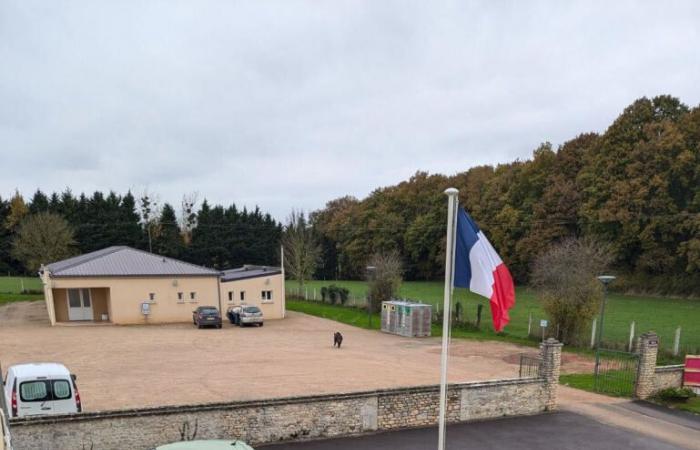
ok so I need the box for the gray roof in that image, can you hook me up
[221,265,282,282]
[45,246,220,278]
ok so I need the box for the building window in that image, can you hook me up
[149,293,155,301]
[228,291,233,302]
[190,292,197,301]
[262,290,272,301]
[240,291,246,302]
[177,292,184,302]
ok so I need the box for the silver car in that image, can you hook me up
[239,305,263,327]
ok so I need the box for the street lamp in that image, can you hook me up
[366,265,377,328]
[594,275,616,383]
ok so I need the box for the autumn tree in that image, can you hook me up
[531,238,612,345]
[12,212,76,273]
[367,250,403,313]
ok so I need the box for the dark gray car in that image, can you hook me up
[192,306,222,329]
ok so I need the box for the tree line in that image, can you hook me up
[311,96,700,296]
[0,189,282,274]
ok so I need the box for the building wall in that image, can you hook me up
[49,276,220,325]
[654,365,685,391]
[9,378,549,450]
[52,289,69,322]
[52,288,110,322]
[219,273,285,319]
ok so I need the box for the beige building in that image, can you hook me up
[39,246,285,325]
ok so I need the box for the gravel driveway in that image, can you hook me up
[0,301,593,412]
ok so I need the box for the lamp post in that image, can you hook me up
[594,275,616,385]
[366,265,377,328]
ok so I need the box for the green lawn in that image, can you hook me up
[559,372,635,398]
[287,280,700,353]
[287,299,539,348]
[0,276,44,304]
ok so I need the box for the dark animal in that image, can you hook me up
[333,331,343,348]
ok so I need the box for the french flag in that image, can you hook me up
[453,209,515,332]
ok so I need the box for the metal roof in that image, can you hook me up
[44,246,220,278]
[221,265,282,282]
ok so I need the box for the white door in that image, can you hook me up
[67,289,93,321]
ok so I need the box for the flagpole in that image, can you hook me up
[438,187,459,450]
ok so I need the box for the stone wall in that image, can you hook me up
[10,378,550,450]
[653,365,684,391]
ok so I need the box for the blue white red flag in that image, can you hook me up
[453,209,515,332]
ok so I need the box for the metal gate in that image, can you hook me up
[594,349,639,396]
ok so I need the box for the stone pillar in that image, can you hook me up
[540,338,563,411]
[635,331,659,399]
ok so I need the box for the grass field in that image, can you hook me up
[0,276,44,304]
[287,280,700,353]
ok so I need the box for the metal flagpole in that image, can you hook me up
[438,188,459,450]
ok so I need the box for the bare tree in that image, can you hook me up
[283,210,320,291]
[12,212,76,272]
[367,250,403,313]
[180,192,199,245]
[139,189,162,252]
[531,237,613,345]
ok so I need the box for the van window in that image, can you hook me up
[20,381,49,402]
[52,380,72,399]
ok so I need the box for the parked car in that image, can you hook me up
[3,363,81,418]
[192,306,222,329]
[155,440,253,449]
[239,305,264,327]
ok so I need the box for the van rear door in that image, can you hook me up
[50,379,75,415]
[17,379,52,416]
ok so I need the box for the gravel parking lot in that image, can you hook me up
[0,301,593,412]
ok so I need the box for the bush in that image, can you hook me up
[321,284,350,305]
[337,287,349,305]
[657,387,697,402]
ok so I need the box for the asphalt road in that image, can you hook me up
[260,411,684,450]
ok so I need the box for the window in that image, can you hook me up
[52,380,72,400]
[189,292,197,301]
[228,291,233,302]
[261,290,272,301]
[68,289,81,308]
[149,293,155,301]
[240,291,246,302]
[20,381,49,402]
[177,292,184,302]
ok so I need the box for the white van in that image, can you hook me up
[3,363,81,418]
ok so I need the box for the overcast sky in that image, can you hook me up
[1,1,699,221]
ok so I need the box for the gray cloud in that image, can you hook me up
[1,0,699,220]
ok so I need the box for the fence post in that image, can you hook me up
[590,318,597,349]
[540,338,563,411]
[674,326,681,356]
[527,313,532,336]
[634,332,659,399]
[628,321,636,352]
[313,288,317,301]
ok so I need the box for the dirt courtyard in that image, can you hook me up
[0,301,592,412]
